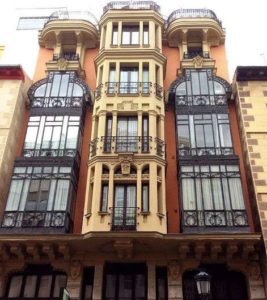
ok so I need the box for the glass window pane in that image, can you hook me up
[66,126,79,149]
[132,31,139,44]
[8,275,23,297]
[24,126,38,149]
[229,178,245,209]
[59,74,69,97]
[51,74,61,96]
[191,72,200,95]
[24,275,37,297]
[53,275,67,297]
[214,81,225,94]
[6,180,24,211]
[51,126,61,149]
[143,25,149,44]
[72,84,83,96]
[54,180,70,210]
[101,185,108,212]
[34,84,46,97]
[219,124,232,147]
[135,274,145,297]
[105,274,116,298]
[142,185,149,212]
[202,178,213,209]
[182,179,195,210]
[119,274,132,298]
[199,71,208,94]
[42,126,52,149]
[38,275,52,297]
[122,31,130,44]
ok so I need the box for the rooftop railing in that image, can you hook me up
[103,1,160,13]
[167,8,222,27]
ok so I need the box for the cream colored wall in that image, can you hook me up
[83,10,166,234]
[0,75,31,214]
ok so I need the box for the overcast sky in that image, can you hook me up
[0,0,266,80]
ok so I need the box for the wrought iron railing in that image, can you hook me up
[53,53,80,61]
[183,51,210,59]
[178,147,234,157]
[95,83,103,99]
[23,148,78,158]
[155,83,163,98]
[155,137,165,156]
[101,136,152,153]
[31,96,84,108]
[105,82,154,96]
[176,95,227,106]
[182,210,248,229]
[167,9,222,27]
[103,1,160,13]
[1,211,71,232]
[111,207,137,231]
[90,138,98,157]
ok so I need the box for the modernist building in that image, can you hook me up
[0,2,265,300]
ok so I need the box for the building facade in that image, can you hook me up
[0,2,266,300]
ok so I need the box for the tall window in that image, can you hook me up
[103,263,147,300]
[122,25,139,45]
[113,185,136,230]
[2,166,73,229]
[181,164,248,228]
[108,65,116,94]
[116,117,138,152]
[119,67,139,94]
[6,266,67,299]
[143,23,149,45]
[103,116,113,152]
[112,23,118,45]
[23,116,80,157]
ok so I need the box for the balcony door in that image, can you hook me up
[119,67,138,94]
[116,117,138,152]
[113,185,136,230]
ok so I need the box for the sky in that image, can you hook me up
[0,0,267,80]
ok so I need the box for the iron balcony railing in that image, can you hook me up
[23,148,79,158]
[155,137,165,156]
[105,82,152,95]
[1,211,72,232]
[178,147,234,157]
[111,207,137,231]
[101,136,151,153]
[167,8,222,27]
[103,1,160,13]
[183,51,210,59]
[31,96,84,108]
[53,53,80,61]
[182,209,248,231]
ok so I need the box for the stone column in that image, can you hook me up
[67,261,83,300]
[168,261,183,300]
[92,263,104,300]
[147,262,156,300]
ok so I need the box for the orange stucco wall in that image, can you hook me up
[211,45,229,81]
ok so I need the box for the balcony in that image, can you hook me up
[95,82,163,99]
[182,210,249,232]
[103,136,150,153]
[53,53,80,61]
[178,147,234,157]
[1,211,72,233]
[167,9,222,27]
[111,207,137,231]
[183,51,210,59]
[103,1,160,13]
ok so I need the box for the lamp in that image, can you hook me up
[194,271,211,298]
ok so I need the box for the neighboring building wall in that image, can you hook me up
[0,46,4,62]
[0,66,31,214]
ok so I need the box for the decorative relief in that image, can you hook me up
[248,261,261,281]
[119,155,133,175]
[168,261,181,282]
[57,58,68,70]
[193,55,204,68]
[117,101,137,111]
[70,260,82,280]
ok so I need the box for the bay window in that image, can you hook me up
[122,25,139,45]
[2,166,73,229]
[181,164,248,229]
[23,116,81,157]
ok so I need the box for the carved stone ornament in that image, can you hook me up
[119,155,133,175]
[57,58,68,70]
[70,260,82,280]
[248,261,261,281]
[168,261,180,281]
[193,55,204,68]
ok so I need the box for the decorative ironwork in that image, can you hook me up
[105,82,153,96]
[90,138,98,157]
[183,51,210,59]
[182,210,248,228]
[53,53,79,61]
[2,211,71,231]
[31,96,84,108]
[103,1,160,13]
[155,137,165,156]
[167,8,222,27]
[155,83,163,98]
[101,136,151,153]
[23,148,78,158]
[95,83,103,99]
[111,207,137,231]
[178,147,234,157]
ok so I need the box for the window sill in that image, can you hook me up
[98,211,110,216]
[84,213,92,219]
[120,44,141,48]
[157,212,165,218]
[140,211,150,216]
